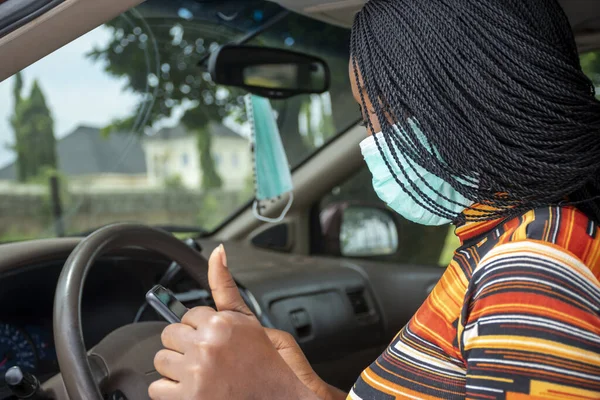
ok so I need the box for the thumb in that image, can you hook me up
[208,244,253,316]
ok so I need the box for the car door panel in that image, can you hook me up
[198,239,444,391]
[351,261,445,339]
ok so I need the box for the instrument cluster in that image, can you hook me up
[0,322,57,380]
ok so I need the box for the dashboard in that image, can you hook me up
[0,237,442,399]
[0,256,175,399]
[0,322,53,384]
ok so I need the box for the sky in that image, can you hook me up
[0,22,325,170]
[0,23,256,171]
[0,26,141,168]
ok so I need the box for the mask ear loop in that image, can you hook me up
[246,93,294,224]
[252,192,294,223]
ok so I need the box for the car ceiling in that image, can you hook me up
[268,0,600,51]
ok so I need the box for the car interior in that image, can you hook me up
[0,0,598,399]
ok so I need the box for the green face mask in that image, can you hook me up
[245,94,294,223]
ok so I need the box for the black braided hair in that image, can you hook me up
[351,0,600,224]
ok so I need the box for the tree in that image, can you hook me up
[86,12,247,190]
[194,125,222,189]
[86,2,354,178]
[13,71,23,107]
[580,51,600,98]
[10,74,57,182]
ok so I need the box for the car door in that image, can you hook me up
[313,164,453,334]
[319,164,456,390]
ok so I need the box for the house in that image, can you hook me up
[0,125,149,191]
[142,122,251,191]
[0,122,251,192]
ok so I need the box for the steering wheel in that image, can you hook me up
[46,224,211,399]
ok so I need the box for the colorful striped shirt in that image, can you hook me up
[349,206,600,399]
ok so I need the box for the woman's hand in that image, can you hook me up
[148,245,344,400]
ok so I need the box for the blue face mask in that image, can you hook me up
[360,123,473,226]
[245,94,294,223]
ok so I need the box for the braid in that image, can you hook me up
[353,13,459,220]
[351,0,600,223]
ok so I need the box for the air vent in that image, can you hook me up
[347,289,370,315]
[175,289,215,309]
[251,223,290,252]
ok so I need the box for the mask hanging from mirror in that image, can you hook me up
[244,94,294,223]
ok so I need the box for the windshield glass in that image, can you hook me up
[0,0,358,242]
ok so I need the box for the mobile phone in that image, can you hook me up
[146,285,188,323]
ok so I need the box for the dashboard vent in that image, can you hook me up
[347,289,370,315]
[176,289,215,309]
[251,223,290,252]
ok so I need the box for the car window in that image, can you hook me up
[318,165,457,267]
[0,0,359,243]
[581,49,600,98]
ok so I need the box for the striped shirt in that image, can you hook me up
[349,206,600,399]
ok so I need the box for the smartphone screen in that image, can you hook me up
[146,285,188,323]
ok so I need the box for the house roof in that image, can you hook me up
[145,121,244,141]
[0,125,147,180]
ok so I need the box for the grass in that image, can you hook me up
[0,231,41,244]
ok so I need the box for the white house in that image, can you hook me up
[142,122,251,191]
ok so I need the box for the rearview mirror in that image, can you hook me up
[208,45,330,99]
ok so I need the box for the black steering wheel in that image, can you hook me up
[47,224,211,399]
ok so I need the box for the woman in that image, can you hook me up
[148,0,600,399]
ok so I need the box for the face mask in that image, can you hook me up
[245,94,294,223]
[360,123,473,226]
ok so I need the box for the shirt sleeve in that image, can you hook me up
[460,240,600,400]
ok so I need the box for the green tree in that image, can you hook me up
[10,74,57,182]
[86,2,354,178]
[163,173,185,190]
[12,71,23,107]
[581,51,600,99]
[87,13,245,190]
[194,126,222,189]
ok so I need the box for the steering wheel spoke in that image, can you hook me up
[88,354,109,390]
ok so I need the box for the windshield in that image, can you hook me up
[0,0,358,242]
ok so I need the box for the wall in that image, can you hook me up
[142,135,252,191]
[143,136,200,188]
[0,188,246,240]
[213,136,252,191]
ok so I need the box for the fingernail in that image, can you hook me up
[219,244,228,268]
